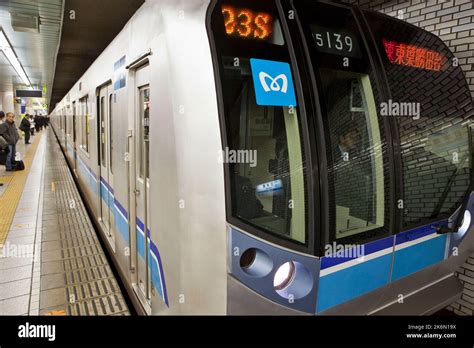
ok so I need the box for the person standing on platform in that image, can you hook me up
[20,114,31,145]
[0,112,20,172]
[34,115,40,133]
[29,115,35,136]
[0,111,6,187]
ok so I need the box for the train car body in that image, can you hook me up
[51,0,474,315]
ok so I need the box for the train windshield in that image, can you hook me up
[364,10,474,229]
[210,0,309,247]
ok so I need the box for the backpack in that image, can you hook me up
[14,160,25,171]
[20,119,29,132]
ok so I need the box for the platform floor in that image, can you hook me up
[0,129,129,315]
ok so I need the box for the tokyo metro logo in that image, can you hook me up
[259,72,288,93]
[250,58,297,107]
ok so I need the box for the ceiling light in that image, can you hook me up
[0,28,31,87]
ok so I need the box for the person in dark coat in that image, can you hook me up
[0,111,5,186]
[34,115,40,133]
[20,115,31,144]
[0,112,20,171]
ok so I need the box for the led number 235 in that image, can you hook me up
[222,6,273,40]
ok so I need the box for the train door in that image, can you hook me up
[99,84,115,245]
[286,1,395,313]
[132,64,152,305]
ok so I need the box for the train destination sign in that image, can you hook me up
[383,39,445,72]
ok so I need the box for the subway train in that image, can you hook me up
[50,0,474,315]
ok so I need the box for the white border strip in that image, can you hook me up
[320,247,393,277]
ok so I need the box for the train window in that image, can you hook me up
[294,2,391,244]
[72,101,76,143]
[139,87,150,179]
[80,96,90,153]
[365,11,473,229]
[109,94,114,175]
[321,70,385,240]
[100,96,106,165]
[210,0,308,246]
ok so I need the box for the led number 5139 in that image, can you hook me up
[313,31,353,52]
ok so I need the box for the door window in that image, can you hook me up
[139,87,150,180]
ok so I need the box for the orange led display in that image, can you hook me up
[221,5,273,40]
[383,39,445,72]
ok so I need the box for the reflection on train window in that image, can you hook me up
[365,11,473,228]
[320,69,385,239]
[139,87,150,179]
[222,58,307,244]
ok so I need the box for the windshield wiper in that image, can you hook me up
[430,152,469,220]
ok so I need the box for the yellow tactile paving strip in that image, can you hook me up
[0,132,43,245]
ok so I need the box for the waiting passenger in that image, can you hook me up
[0,112,20,172]
[34,115,40,133]
[29,115,35,136]
[20,114,31,145]
[0,112,6,187]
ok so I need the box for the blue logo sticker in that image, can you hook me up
[250,58,297,107]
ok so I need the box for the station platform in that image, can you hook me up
[0,129,129,316]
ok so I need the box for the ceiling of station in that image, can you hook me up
[0,0,63,105]
[0,0,144,112]
[50,0,145,109]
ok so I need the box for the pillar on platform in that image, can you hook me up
[0,91,15,114]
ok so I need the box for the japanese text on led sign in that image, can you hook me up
[383,39,445,72]
[221,5,273,40]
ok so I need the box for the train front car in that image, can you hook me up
[207,0,474,315]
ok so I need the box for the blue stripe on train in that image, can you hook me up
[317,252,393,313]
[317,221,449,313]
[391,234,447,281]
[66,146,169,306]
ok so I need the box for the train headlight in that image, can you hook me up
[274,261,295,291]
[458,210,471,236]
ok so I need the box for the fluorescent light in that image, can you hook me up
[0,29,31,87]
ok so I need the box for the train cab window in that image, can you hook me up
[364,11,473,229]
[139,87,150,179]
[321,70,385,240]
[294,1,391,244]
[210,0,308,247]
